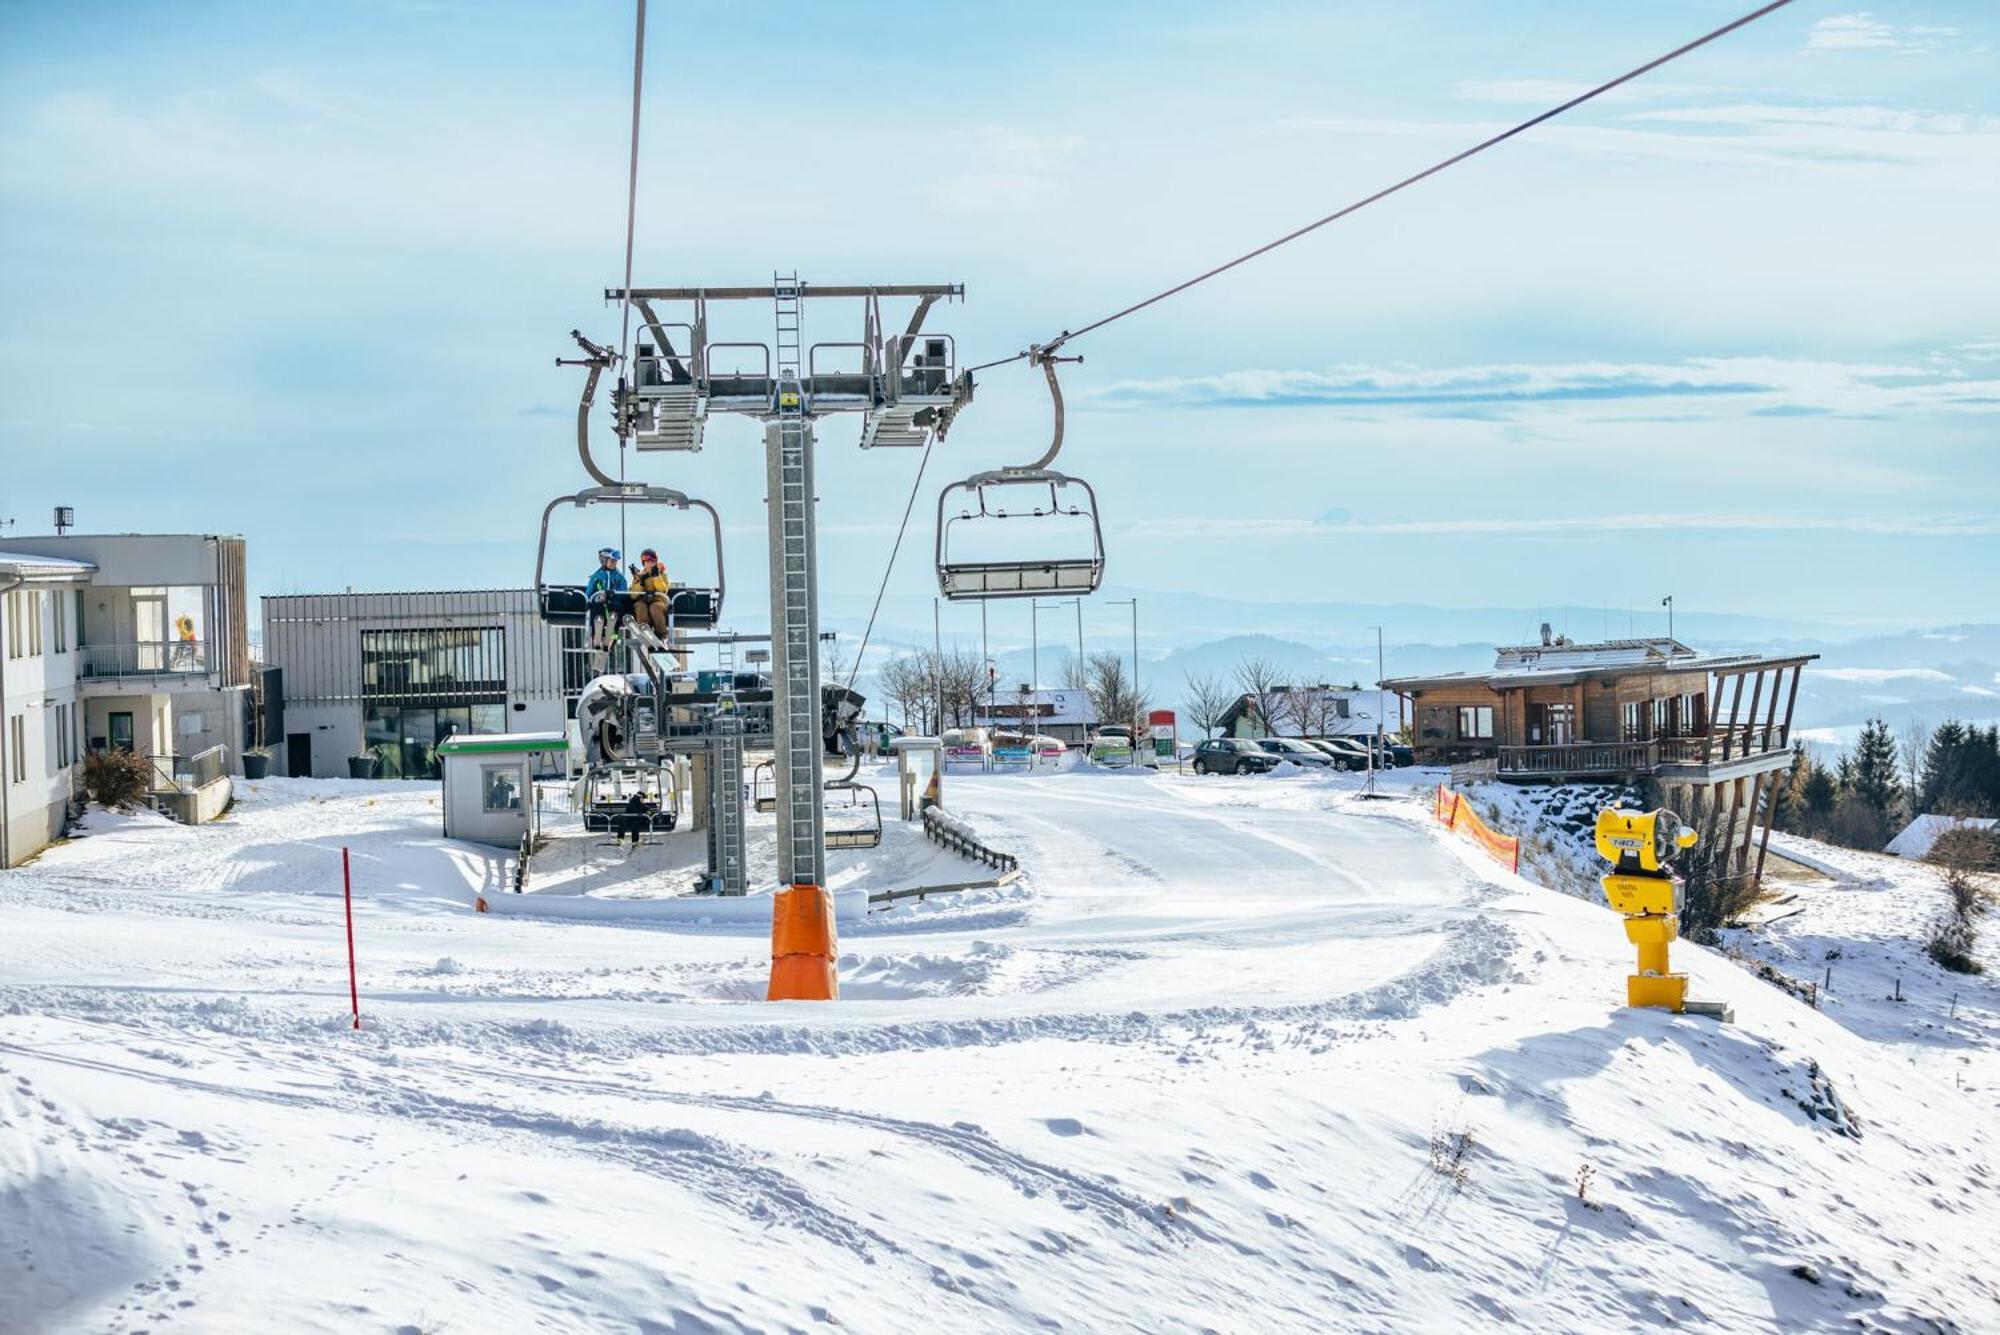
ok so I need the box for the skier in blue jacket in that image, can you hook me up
[585,547,627,648]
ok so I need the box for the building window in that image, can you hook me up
[360,627,506,702]
[364,702,508,780]
[1621,702,1643,742]
[5,591,18,659]
[481,765,523,812]
[1457,706,1495,740]
[8,715,23,783]
[52,592,65,654]
[1679,694,1699,735]
[53,705,66,769]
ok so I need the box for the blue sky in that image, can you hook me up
[2,1,1996,636]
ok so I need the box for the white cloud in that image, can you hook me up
[1807,14,1957,55]
[1813,667,1957,683]
[1086,353,2000,419]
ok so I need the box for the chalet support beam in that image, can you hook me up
[1754,764,1782,887]
[1738,771,1763,879]
[1742,669,1766,762]
[1780,661,1803,750]
[1718,671,1747,762]
[1760,664,1785,756]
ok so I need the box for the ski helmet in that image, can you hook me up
[598,547,620,562]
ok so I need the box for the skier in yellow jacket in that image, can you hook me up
[629,548,688,669]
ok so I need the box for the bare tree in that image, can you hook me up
[1899,718,1930,802]
[821,636,849,690]
[879,652,932,733]
[1285,684,1330,739]
[938,647,986,729]
[1059,651,1088,692]
[1086,651,1142,734]
[1234,657,1285,739]
[1182,672,1232,740]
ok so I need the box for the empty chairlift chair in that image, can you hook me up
[935,347,1104,601]
[626,331,706,453]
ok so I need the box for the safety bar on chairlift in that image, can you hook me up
[698,343,771,395]
[631,321,699,387]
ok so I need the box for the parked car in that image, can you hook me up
[1192,738,1280,775]
[1308,737,1372,770]
[1256,738,1333,767]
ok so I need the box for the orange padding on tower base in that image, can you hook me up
[768,883,839,1001]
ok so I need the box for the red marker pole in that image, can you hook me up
[342,846,361,1030]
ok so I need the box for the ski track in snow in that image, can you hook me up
[3,769,1997,1331]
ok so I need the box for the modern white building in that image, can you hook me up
[0,533,255,864]
[0,533,256,768]
[263,590,581,779]
[1,550,95,866]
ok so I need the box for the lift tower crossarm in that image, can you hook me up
[607,285,963,302]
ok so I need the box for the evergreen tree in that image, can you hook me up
[1802,759,1836,822]
[1916,720,2000,816]
[1848,717,1903,816]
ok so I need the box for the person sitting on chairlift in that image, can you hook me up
[584,547,626,649]
[630,548,690,671]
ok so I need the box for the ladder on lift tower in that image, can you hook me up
[768,272,826,888]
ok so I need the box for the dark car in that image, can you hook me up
[1192,738,1280,775]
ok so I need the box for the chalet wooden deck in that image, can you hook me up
[1385,642,1816,890]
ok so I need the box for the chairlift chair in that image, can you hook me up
[823,753,883,850]
[935,348,1105,601]
[533,484,725,633]
[751,759,778,814]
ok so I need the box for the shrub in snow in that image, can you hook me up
[84,748,154,810]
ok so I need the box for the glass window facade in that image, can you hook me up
[359,627,509,778]
[361,627,506,701]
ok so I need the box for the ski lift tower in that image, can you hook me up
[604,277,972,999]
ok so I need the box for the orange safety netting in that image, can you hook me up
[1434,784,1521,874]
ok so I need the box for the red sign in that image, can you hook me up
[1148,709,1175,727]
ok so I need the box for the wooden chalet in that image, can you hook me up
[1382,629,1817,889]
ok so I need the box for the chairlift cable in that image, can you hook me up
[962,0,1794,376]
[614,0,649,555]
[845,435,937,692]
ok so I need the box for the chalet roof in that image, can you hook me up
[0,550,97,580]
[1382,650,1818,693]
[1492,636,1695,669]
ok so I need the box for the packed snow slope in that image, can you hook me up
[2,770,1995,1333]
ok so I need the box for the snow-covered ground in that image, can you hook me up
[3,767,1996,1332]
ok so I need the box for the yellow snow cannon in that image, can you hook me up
[1595,807,1707,1015]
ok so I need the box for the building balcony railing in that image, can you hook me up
[1498,725,1792,777]
[80,640,211,681]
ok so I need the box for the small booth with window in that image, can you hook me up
[437,731,568,847]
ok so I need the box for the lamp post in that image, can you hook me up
[1032,599,1072,742]
[1362,625,1390,799]
[1662,594,1674,650]
[1107,598,1138,734]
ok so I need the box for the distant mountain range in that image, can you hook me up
[822,585,2000,748]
